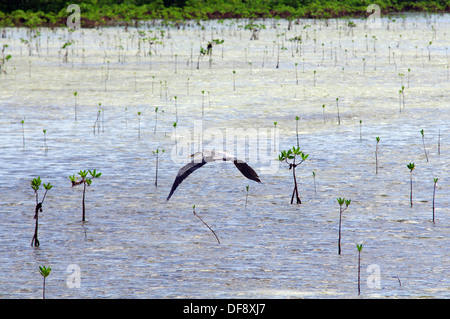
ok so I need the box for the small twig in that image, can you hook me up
[394,275,402,286]
[193,206,220,244]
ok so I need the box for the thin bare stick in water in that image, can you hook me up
[193,205,220,244]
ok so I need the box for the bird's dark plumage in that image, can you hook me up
[166,150,261,201]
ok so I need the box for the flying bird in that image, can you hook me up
[166,150,261,201]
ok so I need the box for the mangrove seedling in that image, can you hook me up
[93,109,101,134]
[278,146,309,204]
[295,116,300,147]
[233,70,236,91]
[0,44,11,74]
[322,104,325,124]
[69,170,102,222]
[420,129,429,162]
[359,119,362,140]
[38,265,51,299]
[137,111,141,138]
[193,205,220,244]
[362,58,366,75]
[41,129,48,152]
[357,244,363,296]
[375,136,380,174]
[245,185,249,207]
[73,91,77,122]
[152,148,165,187]
[312,171,316,194]
[336,97,341,125]
[31,177,52,247]
[407,68,411,88]
[432,178,438,223]
[154,107,159,133]
[173,122,178,153]
[201,91,205,116]
[21,119,25,148]
[197,46,207,70]
[401,86,405,110]
[337,197,351,255]
[407,163,415,207]
[174,95,178,122]
[273,122,277,151]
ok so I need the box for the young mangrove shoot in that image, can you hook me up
[173,122,178,153]
[359,119,362,140]
[137,111,141,138]
[245,185,250,207]
[336,97,341,125]
[69,169,102,222]
[312,171,316,194]
[278,146,309,204]
[357,243,363,296]
[322,104,325,124]
[152,148,165,187]
[420,129,429,162]
[337,197,351,255]
[154,107,159,133]
[38,265,51,299]
[30,177,52,247]
[43,129,48,151]
[432,178,438,223]
[407,163,415,207]
[375,136,380,174]
[73,91,78,122]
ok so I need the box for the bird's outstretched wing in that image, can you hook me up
[233,161,261,183]
[166,150,261,201]
[166,158,207,201]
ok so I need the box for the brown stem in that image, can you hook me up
[432,182,436,222]
[358,250,361,295]
[290,162,301,205]
[338,207,342,255]
[193,209,220,244]
[82,181,86,221]
[410,172,413,208]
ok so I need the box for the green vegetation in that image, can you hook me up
[278,146,309,204]
[407,163,415,207]
[152,148,165,187]
[420,129,429,162]
[38,265,52,299]
[337,197,351,255]
[432,178,438,222]
[356,243,363,296]
[1,1,449,28]
[69,169,102,222]
[30,177,53,247]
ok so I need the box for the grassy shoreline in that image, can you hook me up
[1,1,449,28]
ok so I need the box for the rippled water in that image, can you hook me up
[0,14,449,299]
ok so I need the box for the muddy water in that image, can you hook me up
[0,14,449,298]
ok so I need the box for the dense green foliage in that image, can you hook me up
[0,0,449,27]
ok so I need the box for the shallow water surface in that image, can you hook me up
[0,14,449,298]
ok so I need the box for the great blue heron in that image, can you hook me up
[166,150,261,201]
